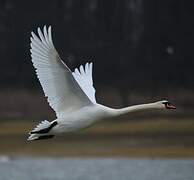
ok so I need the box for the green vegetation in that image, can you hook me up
[1,117,194,157]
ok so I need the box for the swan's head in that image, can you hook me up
[155,100,176,110]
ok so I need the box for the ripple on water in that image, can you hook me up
[0,157,193,180]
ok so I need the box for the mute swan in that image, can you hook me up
[28,26,176,141]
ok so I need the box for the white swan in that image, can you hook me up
[28,26,176,141]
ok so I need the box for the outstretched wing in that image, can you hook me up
[72,63,96,104]
[30,26,93,118]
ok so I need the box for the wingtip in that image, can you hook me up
[43,25,52,32]
[31,31,34,36]
[80,65,85,74]
[48,25,53,45]
[74,68,79,74]
[89,62,93,69]
[33,25,53,39]
[43,25,47,33]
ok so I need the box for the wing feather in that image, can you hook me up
[72,62,96,103]
[30,26,92,118]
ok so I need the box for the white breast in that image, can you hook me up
[51,104,113,133]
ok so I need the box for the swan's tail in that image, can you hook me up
[27,120,57,141]
[27,134,55,141]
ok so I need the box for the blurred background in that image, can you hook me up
[0,0,194,158]
[1,1,194,179]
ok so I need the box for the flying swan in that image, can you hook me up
[28,26,176,141]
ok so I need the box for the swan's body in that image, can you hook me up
[28,26,176,141]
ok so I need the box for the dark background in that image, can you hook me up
[0,0,194,158]
[0,0,193,117]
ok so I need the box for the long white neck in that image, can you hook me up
[113,102,163,117]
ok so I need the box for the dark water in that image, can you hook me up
[0,156,193,180]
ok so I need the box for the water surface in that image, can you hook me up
[0,157,193,180]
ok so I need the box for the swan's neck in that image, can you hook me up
[114,102,162,116]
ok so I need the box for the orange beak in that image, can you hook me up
[166,103,176,109]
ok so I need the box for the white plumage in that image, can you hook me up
[32,120,50,132]
[28,26,176,141]
[72,63,96,103]
[30,26,92,117]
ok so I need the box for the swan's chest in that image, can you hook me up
[54,106,111,133]
[55,117,97,133]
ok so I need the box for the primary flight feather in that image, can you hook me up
[28,26,176,141]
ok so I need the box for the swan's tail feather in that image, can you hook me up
[30,120,58,134]
[27,134,55,141]
[27,120,57,141]
[30,120,50,133]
